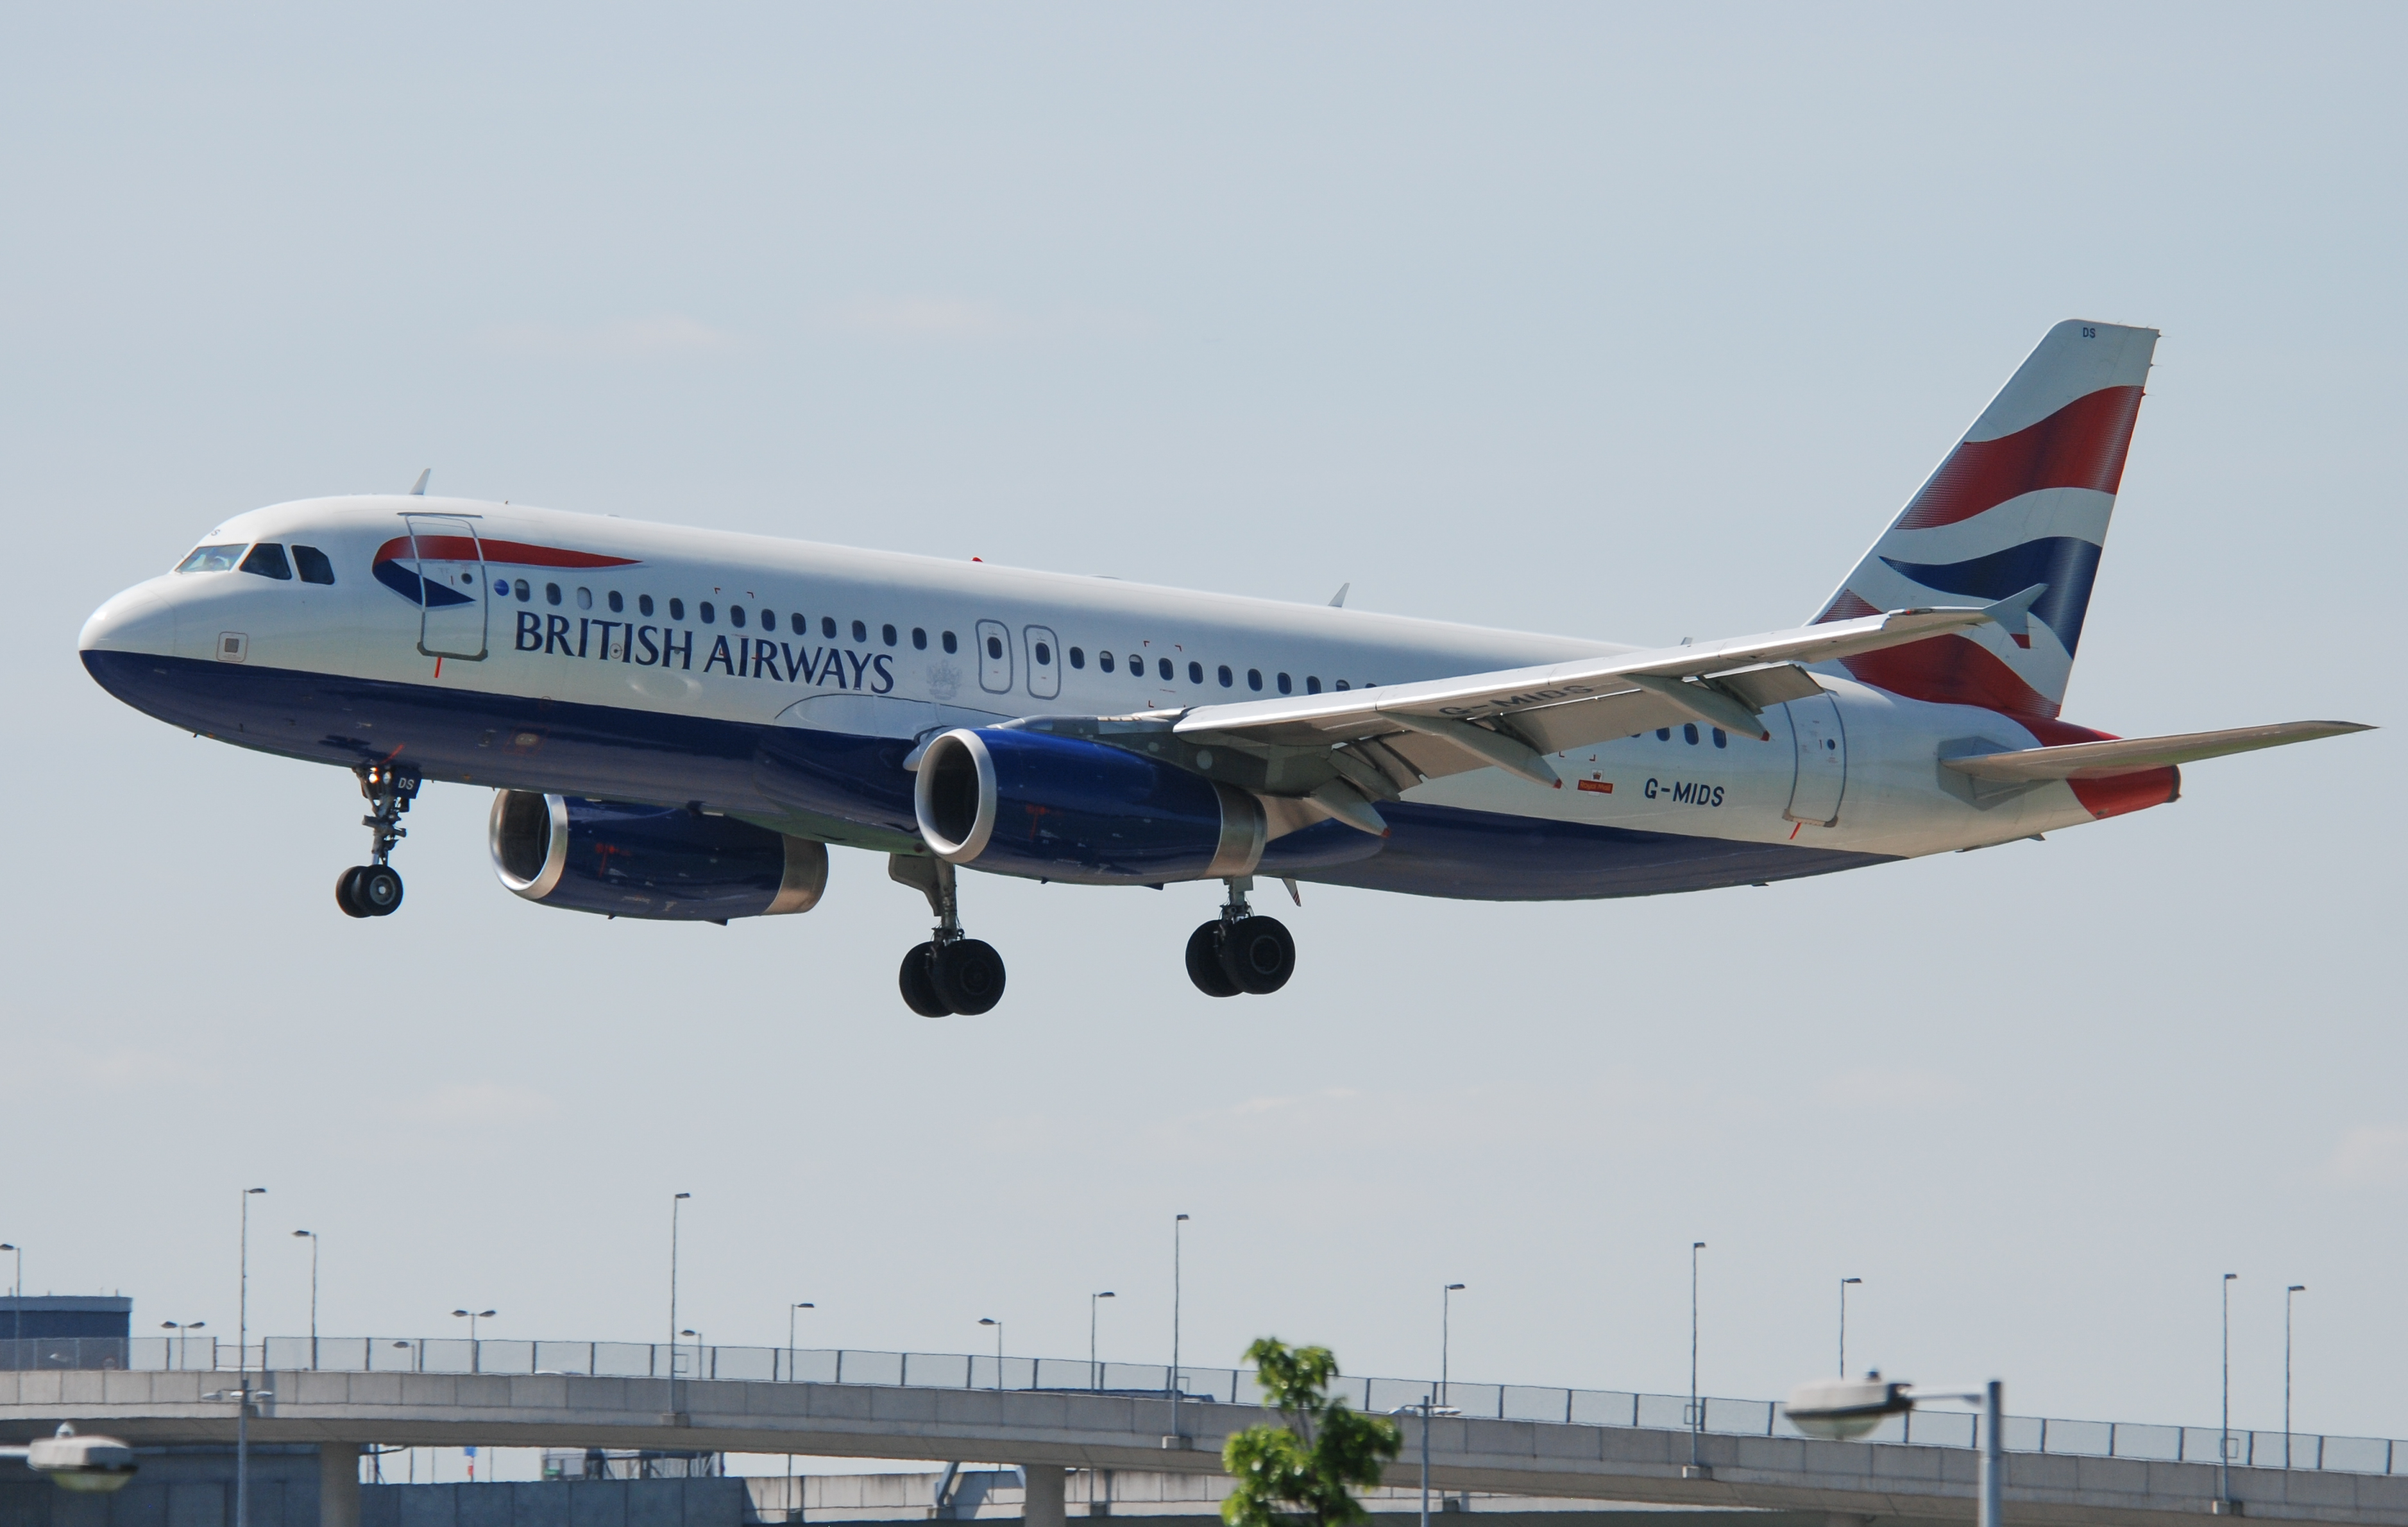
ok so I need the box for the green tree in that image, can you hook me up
[1222,1338,1402,1527]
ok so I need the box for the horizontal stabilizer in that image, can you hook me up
[1943,721,2371,782]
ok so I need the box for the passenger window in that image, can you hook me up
[174,543,247,573]
[292,545,337,584]
[731,606,747,627]
[547,583,563,606]
[577,587,593,610]
[987,635,1005,660]
[1158,658,1173,681]
[1712,728,1727,748]
[670,598,685,620]
[1683,723,1699,744]
[1217,665,1233,687]
[1307,676,1321,694]
[823,617,838,638]
[1185,661,1200,683]
[640,594,655,617]
[1335,679,1350,692]
[1099,651,1114,672]
[793,613,808,635]
[516,579,532,602]
[1248,669,1262,691]
[760,608,776,627]
[701,602,716,624]
[912,627,928,649]
[1277,673,1292,695]
[1130,654,1143,675]
[1035,642,1053,665]
[943,631,958,653]
[1069,647,1085,669]
[853,620,868,643]
[607,590,623,613]
[1656,728,1671,740]
[240,543,293,580]
[883,624,897,647]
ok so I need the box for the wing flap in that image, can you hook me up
[1942,721,2371,781]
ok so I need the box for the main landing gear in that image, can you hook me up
[1185,877,1296,998]
[889,855,1006,1016]
[336,762,420,919]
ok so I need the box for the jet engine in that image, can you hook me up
[914,727,1263,885]
[489,791,827,921]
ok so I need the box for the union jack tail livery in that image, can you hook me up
[1815,320,2157,720]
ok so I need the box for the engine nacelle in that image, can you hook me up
[489,791,827,921]
[915,727,1263,885]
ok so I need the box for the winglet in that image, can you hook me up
[1980,583,2048,647]
[409,469,431,497]
[1328,583,1350,608]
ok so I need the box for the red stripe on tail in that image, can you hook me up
[1895,385,2144,529]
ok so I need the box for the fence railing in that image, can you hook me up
[10,1335,2398,1480]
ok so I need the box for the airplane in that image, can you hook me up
[79,321,2368,1015]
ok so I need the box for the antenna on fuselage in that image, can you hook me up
[1328,583,1349,608]
[408,469,430,496]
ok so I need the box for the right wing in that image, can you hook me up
[1942,721,2371,782]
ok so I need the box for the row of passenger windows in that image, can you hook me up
[176,542,337,584]
[1656,724,1730,748]
[525,579,1373,695]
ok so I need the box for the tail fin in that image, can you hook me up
[1813,320,2158,719]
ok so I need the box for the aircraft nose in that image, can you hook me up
[79,586,178,654]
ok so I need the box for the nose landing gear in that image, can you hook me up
[1185,877,1296,998]
[890,855,1007,1016]
[336,763,420,919]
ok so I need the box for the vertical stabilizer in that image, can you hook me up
[1813,321,2157,719]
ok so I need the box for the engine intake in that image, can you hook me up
[489,791,827,921]
[915,727,1262,885]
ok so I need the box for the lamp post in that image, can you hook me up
[292,1233,319,1369]
[786,1302,814,1492]
[1440,1284,1465,1409]
[2285,1284,2306,1469]
[979,1318,1003,1389]
[681,1329,702,1382]
[161,1321,205,1370]
[1785,1376,2001,1527]
[452,1309,495,1372]
[237,1188,266,1527]
[1688,1242,1706,1471]
[2221,1273,2237,1506]
[668,1193,691,1414]
[1090,1292,1115,1390]
[1838,1279,1861,1376]
[1,1244,19,1356]
[1389,1395,1461,1527]
[1170,1213,1190,1444]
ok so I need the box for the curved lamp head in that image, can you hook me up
[30,1425,138,1493]
[1783,1374,1912,1441]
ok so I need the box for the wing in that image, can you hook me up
[1942,721,2371,782]
[1135,606,2000,833]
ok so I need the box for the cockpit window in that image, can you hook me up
[175,543,247,573]
[240,543,293,580]
[292,545,336,584]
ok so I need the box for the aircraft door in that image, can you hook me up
[974,618,1013,693]
[405,515,488,660]
[1023,626,1060,699]
[1783,691,1847,826]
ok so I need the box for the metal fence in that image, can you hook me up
[38,1335,2397,1480]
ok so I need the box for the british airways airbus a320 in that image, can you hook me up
[80,322,2366,1014]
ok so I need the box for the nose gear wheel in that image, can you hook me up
[337,764,419,918]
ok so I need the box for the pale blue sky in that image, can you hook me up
[3,3,2403,1449]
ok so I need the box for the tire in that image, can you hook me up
[898,943,950,1017]
[1217,915,1295,995]
[355,865,405,916]
[931,939,1007,1016]
[334,867,370,919]
[1185,921,1241,998]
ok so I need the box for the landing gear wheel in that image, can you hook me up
[1185,921,1241,998]
[335,867,371,919]
[1217,915,1295,995]
[931,939,1007,1015]
[898,943,949,1017]
[353,865,404,916]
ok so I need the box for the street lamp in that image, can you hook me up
[668,1193,691,1413]
[681,1329,702,1381]
[979,1318,1003,1389]
[1,1244,19,1354]
[1090,1292,1115,1391]
[1785,1375,2001,1527]
[2285,1284,2307,1469]
[1388,1396,1461,1527]
[1170,1213,1191,1444]
[292,1233,319,1370]
[1838,1279,1862,1376]
[0,1425,140,1494]
[236,1188,266,1527]
[787,1302,815,1382]
[2221,1273,2238,1506]
[452,1309,496,1349]
[161,1321,206,1370]
[1688,1242,1706,1472]
[1440,1284,1465,1409]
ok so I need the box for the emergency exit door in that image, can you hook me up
[405,515,488,660]
[1783,692,1847,826]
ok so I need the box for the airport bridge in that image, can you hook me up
[4,1338,2406,1527]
